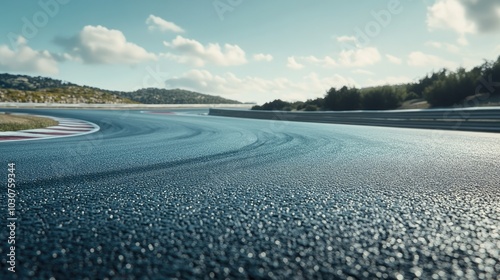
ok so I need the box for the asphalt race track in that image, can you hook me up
[1,109,499,279]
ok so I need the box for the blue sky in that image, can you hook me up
[1,0,499,103]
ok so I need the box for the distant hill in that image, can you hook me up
[0,73,78,90]
[0,74,135,104]
[118,88,241,104]
[0,73,242,104]
[0,87,137,104]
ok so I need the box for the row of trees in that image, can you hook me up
[422,59,500,106]
[252,56,500,111]
[252,85,408,111]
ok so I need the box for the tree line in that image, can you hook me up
[252,56,500,111]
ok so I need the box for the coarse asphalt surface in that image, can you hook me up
[0,109,499,279]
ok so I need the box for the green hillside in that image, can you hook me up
[0,73,242,104]
[118,88,241,104]
[0,87,136,104]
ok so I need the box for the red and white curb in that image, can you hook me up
[0,114,100,142]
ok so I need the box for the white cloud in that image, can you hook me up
[287,47,381,69]
[164,70,356,103]
[16,36,27,45]
[461,57,484,70]
[286,56,304,70]
[407,51,456,69]
[494,45,500,54]
[161,52,204,67]
[253,53,273,62]
[301,72,357,96]
[366,76,412,86]
[302,56,337,67]
[425,41,460,53]
[336,35,358,43]
[0,36,58,74]
[162,35,247,66]
[426,0,476,45]
[385,54,402,64]
[352,69,374,75]
[427,0,475,33]
[146,15,184,33]
[338,47,381,67]
[167,69,278,95]
[58,25,156,65]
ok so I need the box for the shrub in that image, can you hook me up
[304,104,318,111]
[362,86,403,110]
[405,92,420,101]
[423,68,476,107]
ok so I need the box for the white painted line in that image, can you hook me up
[0,113,100,143]
[45,126,92,131]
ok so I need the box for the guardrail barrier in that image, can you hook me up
[209,108,500,132]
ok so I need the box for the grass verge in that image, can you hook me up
[0,113,59,132]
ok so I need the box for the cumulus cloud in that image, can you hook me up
[385,54,402,64]
[338,47,381,67]
[56,25,156,65]
[0,36,59,74]
[286,56,304,69]
[301,55,337,67]
[366,76,412,86]
[427,0,500,44]
[427,0,475,44]
[302,72,357,94]
[407,51,456,69]
[425,41,460,53]
[166,69,279,94]
[164,70,356,102]
[427,0,475,33]
[162,35,247,66]
[336,35,358,43]
[253,53,273,62]
[352,69,374,75]
[495,45,500,54]
[146,15,184,33]
[287,47,381,70]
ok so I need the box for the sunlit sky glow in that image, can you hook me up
[1,0,499,103]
